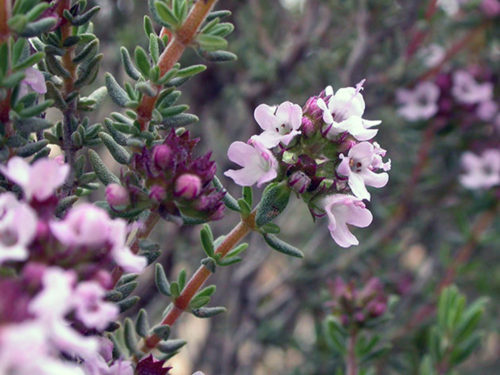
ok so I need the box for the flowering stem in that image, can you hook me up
[0,0,10,43]
[136,0,218,131]
[140,211,256,354]
[58,0,79,195]
[346,330,358,375]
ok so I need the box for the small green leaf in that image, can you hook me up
[255,182,291,227]
[192,306,227,318]
[197,34,228,51]
[155,263,171,296]
[154,1,179,27]
[88,149,120,185]
[105,73,129,107]
[175,64,206,79]
[134,46,151,78]
[263,234,304,258]
[135,309,150,338]
[99,132,131,164]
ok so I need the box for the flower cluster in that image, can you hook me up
[397,69,498,128]
[326,277,388,328]
[0,157,146,374]
[127,129,225,222]
[225,82,390,247]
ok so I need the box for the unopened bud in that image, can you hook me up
[301,116,315,137]
[174,174,202,200]
[149,185,167,202]
[105,184,130,207]
[288,171,311,194]
[153,144,173,170]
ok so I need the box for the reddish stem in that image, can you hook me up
[136,0,218,131]
[140,212,256,354]
[346,331,358,375]
[0,0,10,43]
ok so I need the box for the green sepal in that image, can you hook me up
[255,182,291,227]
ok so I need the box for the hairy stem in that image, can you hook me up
[346,331,358,375]
[136,0,218,131]
[140,212,256,354]
[59,0,79,196]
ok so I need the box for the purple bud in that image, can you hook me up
[22,262,47,286]
[480,0,500,17]
[105,184,130,207]
[369,301,387,317]
[174,173,202,200]
[338,138,357,153]
[301,116,315,137]
[435,73,452,91]
[288,171,311,194]
[153,144,173,170]
[94,270,113,289]
[354,312,365,322]
[149,185,166,202]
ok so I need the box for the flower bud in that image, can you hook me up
[288,171,311,194]
[301,116,315,137]
[303,96,322,120]
[149,185,167,202]
[105,184,130,207]
[153,144,173,170]
[174,173,202,200]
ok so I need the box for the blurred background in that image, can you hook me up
[85,0,499,374]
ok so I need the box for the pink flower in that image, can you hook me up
[50,204,147,273]
[476,100,498,121]
[337,142,389,201]
[0,322,85,375]
[19,67,47,97]
[108,219,147,273]
[322,194,373,248]
[0,193,38,265]
[317,82,379,141]
[452,70,493,105]
[224,139,278,187]
[460,149,500,189]
[50,203,112,247]
[396,82,440,121]
[73,281,119,331]
[0,157,69,201]
[29,267,99,359]
[252,101,302,148]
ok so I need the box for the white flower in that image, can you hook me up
[317,82,379,141]
[252,101,303,148]
[224,138,278,187]
[337,142,389,201]
[396,82,440,121]
[322,194,373,248]
[460,149,500,189]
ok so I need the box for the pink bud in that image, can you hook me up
[301,116,315,137]
[94,270,113,289]
[149,185,166,202]
[288,171,311,194]
[174,173,202,200]
[105,184,130,207]
[153,144,173,170]
[338,138,357,153]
